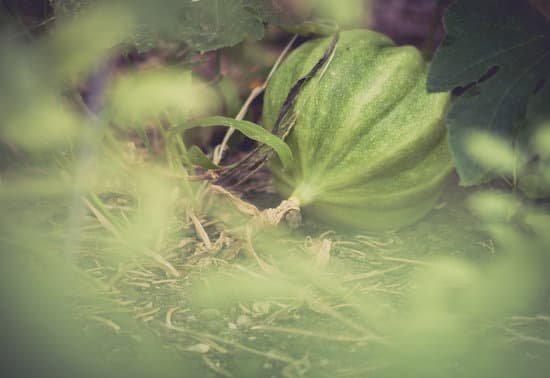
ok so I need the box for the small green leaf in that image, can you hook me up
[187,145,219,170]
[170,116,293,169]
[427,0,550,185]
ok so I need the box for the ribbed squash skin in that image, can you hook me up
[263,30,453,230]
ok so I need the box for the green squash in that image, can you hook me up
[263,30,453,230]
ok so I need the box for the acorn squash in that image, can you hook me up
[263,30,453,230]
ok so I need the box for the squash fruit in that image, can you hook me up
[263,30,453,230]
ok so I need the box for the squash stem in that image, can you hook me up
[290,184,318,207]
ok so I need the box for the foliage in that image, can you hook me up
[0,4,133,151]
[428,0,550,185]
[172,116,294,169]
[51,0,302,52]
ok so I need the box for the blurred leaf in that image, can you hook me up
[189,270,296,309]
[518,82,550,155]
[1,98,81,149]
[427,0,550,185]
[0,4,134,151]
[175,116,293,169]
[518,173,550,199]
[412,259,478,309]
[0,174,73,201]
[464,131,523,177]
[467,191,521,222]
[0,54,80,151]
[118,170,176,252]
[107,69,221,125]
[309,0,369,27]
[524,211,550,243]
[534,125,550,158]
[47,3,134,79]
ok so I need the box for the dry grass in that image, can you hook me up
[70,175,550,377]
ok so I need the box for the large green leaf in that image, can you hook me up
[51,0,300,52]
[427,0,550,185]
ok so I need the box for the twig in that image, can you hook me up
[87,315,121,333]
[82,197,123,240]
[382,256,433,266]
[143,249,180,278]
[501,325,550,346]
[341,265,405,283]
[250,325,377,343]
[190,212,213,249]
[245,224,278,274]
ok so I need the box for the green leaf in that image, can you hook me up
[427,0,550,185]
[107,68,220,125]
[51,0,302,53]
[187,145,219,170]
[170,116,293,169]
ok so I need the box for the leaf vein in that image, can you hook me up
[487,50,550,131]
[443,35,547,86]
